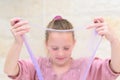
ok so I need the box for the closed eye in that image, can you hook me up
[64,47,69,50]
[52,47,58,50]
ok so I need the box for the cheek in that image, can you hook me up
[67,51,72,56]
[67,48,73,56]
[49,50,57,54]
[47,49,57,57]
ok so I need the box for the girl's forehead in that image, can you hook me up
[48,42,74,47]
[47,32,75,45]
[49,32,73,37]
[48,32,73,41]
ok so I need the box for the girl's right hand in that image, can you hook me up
[10,18,30,44]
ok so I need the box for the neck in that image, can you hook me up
[52,59,72,76]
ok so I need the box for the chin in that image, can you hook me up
[55,62,67,67]
[55,59,70,66]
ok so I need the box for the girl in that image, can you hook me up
[4,16,120,80]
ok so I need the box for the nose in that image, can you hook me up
[58,49,64,56]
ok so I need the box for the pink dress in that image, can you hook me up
[8,57,120,80]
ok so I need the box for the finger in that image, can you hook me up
[13,20,28,29]
[86,23,104,29]
[94,17,104,23]
[14,30,29,36]
[96,26,104,31]
[94,19,101,23]
[97,31,105,36]
[11,25,30,35]
[14,25,30,32]
[10,17,22,26]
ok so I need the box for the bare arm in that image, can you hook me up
[88,17,120,73]
[4,18,30,76]
[110,34,120,73]
[4,41,23,76]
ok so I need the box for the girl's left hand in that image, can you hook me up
[87,17,115,42]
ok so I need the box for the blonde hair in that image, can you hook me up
[45,16,75,41]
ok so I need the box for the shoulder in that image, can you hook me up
[37,57,51,68]
[72,57,110,68]
[72,57,88,68]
